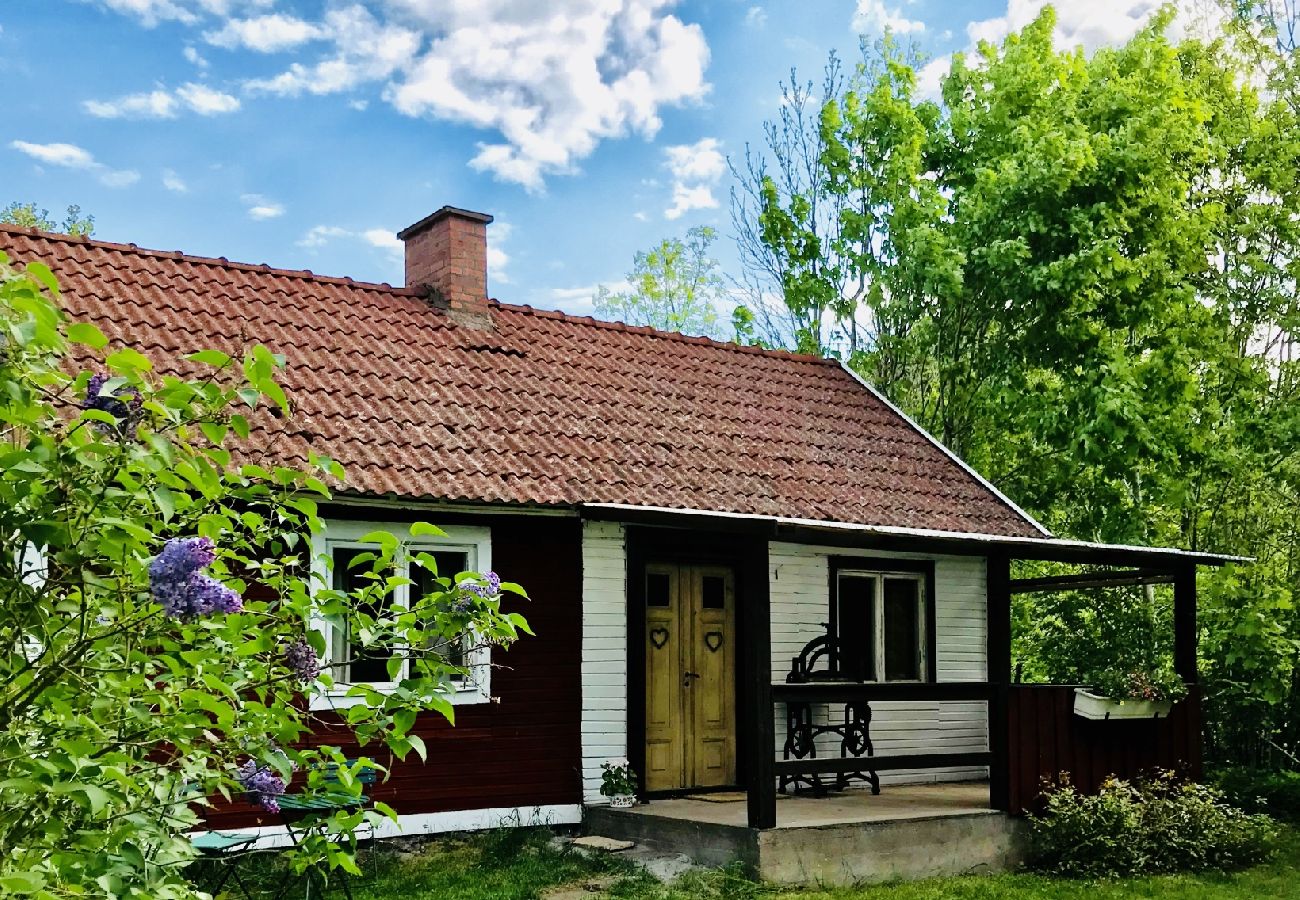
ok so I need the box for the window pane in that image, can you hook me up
[333,546,395,683]
[884,578,922,681]
[701,575,725,609]
[646,573,670,607]
[837,575,876,681]
[411,550,469,680]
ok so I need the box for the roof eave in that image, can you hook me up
[579,502,1249,567]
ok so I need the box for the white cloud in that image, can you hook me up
[83,82,239,118]
[745,6,767,27]
[387,2,711,190]
[548,278,633,315]
[361,227,401,252]
[100,169,142,188]
[486,221,511,285]
[10,141,97,169]
[205,13,325,52]
[97,0,199,27]
[663,137,725,220]
[92,1,713,193]
[95,0,275,27]
[916,56,951,99]
[162,168,188,192]
[853,0,925,34]
[9,140,139,188]
[241,193,284,219]
[84,89,177,119]
[175,82,241,114]
[183,45,209,68]
[299,225,348,247]
[244,5,419,97]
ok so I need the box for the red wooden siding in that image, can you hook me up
[205,515,583,829]
[1007,685,1202,814]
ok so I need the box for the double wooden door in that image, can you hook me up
[644,563,736,792]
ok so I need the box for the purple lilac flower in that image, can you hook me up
[82,373,143,435]
[237,760,287,814]
[467,571,501,599]
[283,636,320,681]
[149,537,242,619]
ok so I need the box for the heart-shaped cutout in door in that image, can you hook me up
[649,627,669,649]
[704,631,723,652]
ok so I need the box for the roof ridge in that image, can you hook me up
[0,223,417,294]
[488,299,835,365]
[3,224,838,366]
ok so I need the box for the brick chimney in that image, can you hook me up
[397,206,494,328]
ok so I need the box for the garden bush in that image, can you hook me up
[1213,767,1300,823]
[1027,771,1279,877]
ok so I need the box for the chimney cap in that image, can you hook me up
[397,206,494,241]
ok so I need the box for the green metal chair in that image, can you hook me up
[190,830,261,897]
[274,761,377,900]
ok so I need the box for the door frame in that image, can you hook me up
[626,526,766,799]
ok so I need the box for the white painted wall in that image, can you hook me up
[580,521,628,804]
[576,528,989,807]
[769,542,990,784]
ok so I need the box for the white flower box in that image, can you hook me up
[1073,688,1173,721]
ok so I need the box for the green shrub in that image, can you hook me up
[1027,771,1279,877]
[1213,767,1300,822]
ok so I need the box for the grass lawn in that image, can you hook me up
[204,826,1300,899]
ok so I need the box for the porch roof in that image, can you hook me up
[581,502,1246,568]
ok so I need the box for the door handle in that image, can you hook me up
[682,671,701,687]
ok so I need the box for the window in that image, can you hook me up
[832,559,934,682]
[311,520,492,709]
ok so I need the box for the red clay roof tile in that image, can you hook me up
[1,225,1044,538]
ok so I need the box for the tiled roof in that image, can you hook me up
[0,226,1046,538]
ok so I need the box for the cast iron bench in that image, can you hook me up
[778,633,881,796]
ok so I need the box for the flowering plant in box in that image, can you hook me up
[1092,664,1188,704]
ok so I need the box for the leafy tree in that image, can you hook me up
[594,226,725,337]
[736,5,1300,766]
[0,255,530,896]
[1,201,94,236]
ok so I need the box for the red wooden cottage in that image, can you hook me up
[0,209,1234,878]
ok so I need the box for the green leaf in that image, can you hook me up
[410,522,448,538]
[67,322,108,349]
[0,871,45,894]
[187,349,233,368]
[105,346,153,373]
[24,261,59,294]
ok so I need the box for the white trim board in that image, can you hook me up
[197,803,583,850]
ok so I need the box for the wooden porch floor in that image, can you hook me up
[625,781,993,829]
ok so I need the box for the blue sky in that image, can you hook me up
[1,0,1166,317]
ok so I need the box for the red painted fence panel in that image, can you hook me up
[1007,685,1202,814]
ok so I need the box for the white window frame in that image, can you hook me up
[835,568,929,683]
[310,519,492,710]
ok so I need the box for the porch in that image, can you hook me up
[586,781,1026,883]
[580,508,1231,841]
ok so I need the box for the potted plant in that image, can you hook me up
[600,759,638,808]
[1073,666,1188,720]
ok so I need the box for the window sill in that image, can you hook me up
[308,683,491,711]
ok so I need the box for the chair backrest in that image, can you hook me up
[320,761,377,786]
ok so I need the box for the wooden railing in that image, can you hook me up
[766,682,998,811]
